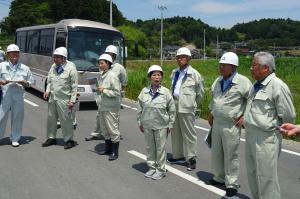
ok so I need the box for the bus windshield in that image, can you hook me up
[67,27,124,72]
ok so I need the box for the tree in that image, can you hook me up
[0,0,125,34]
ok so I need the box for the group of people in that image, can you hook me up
[0,43,298,199]
[136,47,297,199]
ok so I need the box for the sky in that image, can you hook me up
[1,0,300,28]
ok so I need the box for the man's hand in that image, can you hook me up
[67,101,74,109]
[0,80,8,85]
[139,125,144,133]
[43,92,49,100]
[280,123,300,136]
[19,80,29,87]
[234,116,244,128]
[97,86,104,93]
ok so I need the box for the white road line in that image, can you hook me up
[128,150,230,198]
[121,104,137,110]
[24,99,39,107]
[123,103,300,157]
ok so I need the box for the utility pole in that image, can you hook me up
[158,5,167,67]
[203,29,206,62]
[216,34,219,60]
[107,0,113,26]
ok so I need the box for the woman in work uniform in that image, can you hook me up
[97,53,121,161]
[137,65,175,180]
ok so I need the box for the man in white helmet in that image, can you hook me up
[244,52,295,199]
[206,52,252,197]
[0,44,33,147]
[85,45,127,141]
[168,47,204,171]
[42,47,78,149]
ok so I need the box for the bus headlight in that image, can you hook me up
[77,87,85,92]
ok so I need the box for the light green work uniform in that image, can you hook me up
[137,86,175,172]
[97,69,121,143]
[0,61,33,142]
[170,66,204,159]
[90,62,127,137]
[244,73,295,199]
[46,61,78,142]
[209,73,252,189]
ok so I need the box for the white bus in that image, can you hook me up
[16,19,125,102]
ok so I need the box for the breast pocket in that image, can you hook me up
[153,97,167,109]
[15,70,28,81]
[182,80,195,95]
[251,92,274,115]
[59,73,70,84]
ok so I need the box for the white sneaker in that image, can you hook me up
[12,142,20,147]
[144,169,156,178]
[151,171,165,180]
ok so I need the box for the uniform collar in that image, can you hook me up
[144,85,164,94]
[259,72,275,86]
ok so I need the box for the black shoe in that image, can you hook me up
[99,140,112,155]
[166,157,186,164]
[64,140,77,149]
[186,157,196,171]
[85,135,104,141]
[226,188,237,197]
[205,179,225,186]
[109,142,119,161]
[41,139,57,147]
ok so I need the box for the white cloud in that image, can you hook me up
[149,0,181,6]
[192,0,300,15]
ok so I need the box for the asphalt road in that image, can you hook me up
[0,89,299,199]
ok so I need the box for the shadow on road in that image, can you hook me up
[93,142,106,155]
[196,171,251,199]
[0,136,36,145]
[132,162,148,173]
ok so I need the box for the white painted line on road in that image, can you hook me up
[128,150,230,198]
[195,125,209,132]
[121,103,137,110]
[123,103,300,157]
[24,99,39,107]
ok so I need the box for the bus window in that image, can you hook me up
[16,31,27,52]
[27,30,40,54]
[55,32,66,48]
[67,27,124,71]
[40,28,55,56]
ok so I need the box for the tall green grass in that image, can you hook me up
[126,58,300,125]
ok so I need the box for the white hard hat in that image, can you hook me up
[219,52,239,67]
[105,45,118,54]
[176,47,191,57]
[98,53,112,63]
[53,47,68,58]
[6,44,20,53]
[147,65,163,75]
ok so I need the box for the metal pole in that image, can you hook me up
[107,0,112,26]
[216,34,219,60]
[158,6,167,67]
[203,29,206,62]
